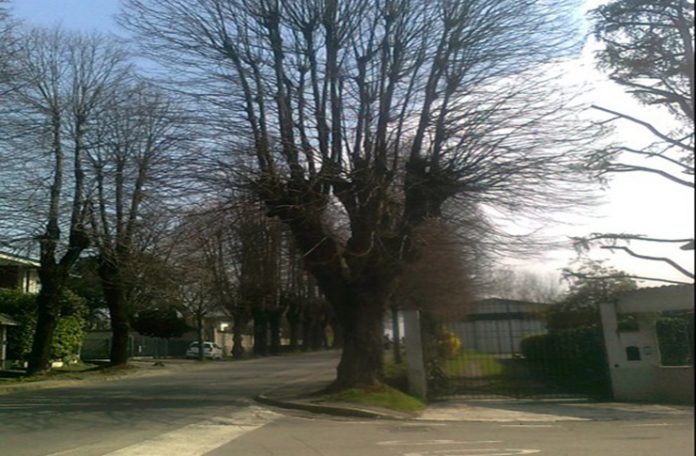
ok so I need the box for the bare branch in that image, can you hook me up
[600,245,694,279]
[592,105,691,152]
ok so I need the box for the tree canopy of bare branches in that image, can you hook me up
[1,27,132,374]
[86,82,189,366]
[576,0,694,283]
[121,0,600,388]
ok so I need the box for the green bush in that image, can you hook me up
[656,315,693,366]
[520,326,610,396]
[0,288,88,362]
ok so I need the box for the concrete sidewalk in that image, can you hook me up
[418,397,694,422]
[256,375,694,423]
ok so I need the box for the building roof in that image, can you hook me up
[616,284,694,313]
[476,297,552,307]
[0,251,40,268]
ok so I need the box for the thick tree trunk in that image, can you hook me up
[330,319,343,349]
[301,315,313,352]
[26,284,61,375]
[196,314,205,361]
[331,287,388,389]
[288,318,300,351]
[109,308,130,366]
[253,312,268,356]
[286,301,301,351]
[312,320,325,350]
[99,262,129,366]
[391,305,402,364]
[268,310,282,355]
[232,317,245,359]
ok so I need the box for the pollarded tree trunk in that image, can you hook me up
[391,305,402,364]
[232,317,245,359]
[253,311,268,356]
[268,309,282,355]
[196,313,205,361]
[288,313,300,351]
[331,322,344,349]
[27,282,61,375]
[301,313,313,352]
[313,319,326,350]
[332,288,388,389]
[99,261,130,366]
[107,291,130,366]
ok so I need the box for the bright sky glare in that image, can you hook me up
[9,0,695,286]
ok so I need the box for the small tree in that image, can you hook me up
[553,261,637,330]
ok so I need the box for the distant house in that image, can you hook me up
[452,298,549,354]
[0,251,40,293]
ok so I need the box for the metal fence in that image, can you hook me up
[422,299,612,400]
[81,332,193,360]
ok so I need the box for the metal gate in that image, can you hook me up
[423,299,612,400]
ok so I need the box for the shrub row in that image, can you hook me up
[0,288,88,362]
[520,326,610,395]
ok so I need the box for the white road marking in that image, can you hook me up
[499,424,558,428]
[403,449,540,456]
[625,422,672,427]
[46,406,281,456]
[378,440,502,446]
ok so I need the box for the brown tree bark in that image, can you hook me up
[26,282,61,375]
[268,309,282,355]
[99,260,130,366]
[232,317,246,360]
[332,288,388,388]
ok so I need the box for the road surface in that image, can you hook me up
[0,351,692,456]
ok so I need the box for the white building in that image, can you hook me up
[0,251,40,293]
[451,298,549,354]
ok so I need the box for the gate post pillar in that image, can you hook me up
[403,309,427,400]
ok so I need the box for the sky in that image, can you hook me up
[8,0,695,286]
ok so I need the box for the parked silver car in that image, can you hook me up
[185,341,223,359]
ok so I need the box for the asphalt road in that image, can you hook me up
[0,351,693,456]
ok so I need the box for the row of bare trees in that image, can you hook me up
[5,0,682,391]
[0,16,196,372]
[173,198,333,360]
[1,10,337,372]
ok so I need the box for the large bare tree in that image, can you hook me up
[575,0,694,283]
[1,28,131,374]
[86,83,186,366]
[121,0,598,388]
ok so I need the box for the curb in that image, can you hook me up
[254,393,410,420]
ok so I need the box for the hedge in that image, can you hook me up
[520,326,610,395]
[656,315,693,366]
[0,288,88,362]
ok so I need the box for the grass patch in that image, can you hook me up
[320,383,425,413]
[442,350,504,377]
[0,362,140,384]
